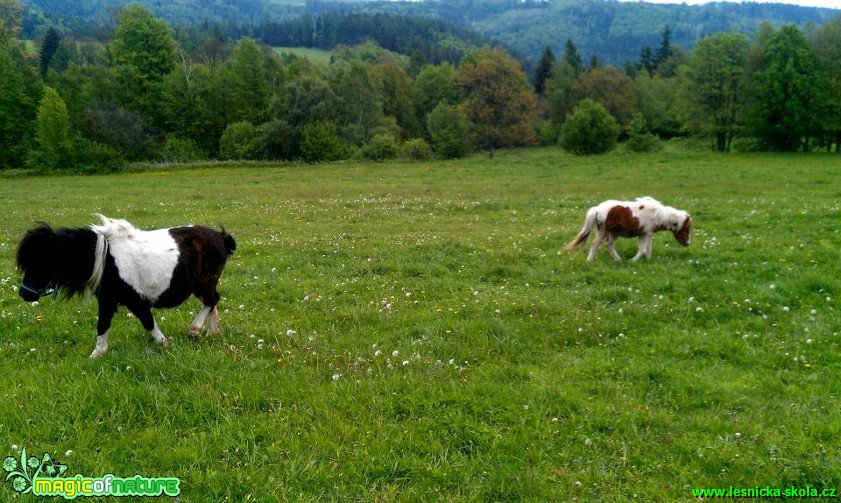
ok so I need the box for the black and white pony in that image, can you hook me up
[16,215,236,358]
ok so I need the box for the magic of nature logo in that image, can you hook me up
[3,447,180,499]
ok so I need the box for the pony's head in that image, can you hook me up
[672,213,692,247]
[16,223,58,302]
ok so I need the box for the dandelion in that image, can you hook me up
[402,360,409,366]
[64,450,73,457]
[392,350,399,357]
[783,306,790,313]
[286,329,296,337]
[374,350,382,357]
[332,374,342,382]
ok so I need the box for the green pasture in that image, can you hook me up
[1,149,840,501]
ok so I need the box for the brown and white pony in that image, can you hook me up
[16,215,236,358]
[566,197,692,261]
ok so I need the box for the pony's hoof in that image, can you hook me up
[89,350,106,359]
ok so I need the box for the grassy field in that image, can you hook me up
[1,148,840,501]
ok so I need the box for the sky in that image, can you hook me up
[618,0,840,8]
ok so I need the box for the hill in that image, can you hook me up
[19,0,841,65]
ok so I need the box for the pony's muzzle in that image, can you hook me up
[19,284,43,302]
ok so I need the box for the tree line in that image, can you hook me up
[1,2,840,173]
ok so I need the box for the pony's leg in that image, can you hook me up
[587,232,605,261]
[91,299,118,358]
[632,235,649,261]
[207,306,220,335]
[190,290,222,338]
[606,236,622,261]
[644,234,654,259]
[189,305,213,339]
[125,299,169,347]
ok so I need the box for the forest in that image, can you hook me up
[1,0,840,172]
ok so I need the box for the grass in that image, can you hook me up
[1,148,840,501]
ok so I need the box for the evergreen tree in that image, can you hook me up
[534,46,555,95]
[39,27,60,78]
[639,46,655,75]
[563,39,583,77]
[655,26,672,69]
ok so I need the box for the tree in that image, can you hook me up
[228,37,270,124]
[559,99,619,155]
[112,5,176,83]
[371,60,420,139]
[414,62,459,123]
[811,16,841,152]
[534,46,555,95]
[681,33,749,152]
[639,46,655,76]
[0,36,38,169]
[747,24,820,151]
[654,26,672,69]
[30,86,73,170]
[300,121,346,163]
[426,102,472,159]
[569,66,638,128]
[562,39,583,78]
[328,60,383,144]
[39,27,60,78]
[0,0,22,42]
[457,47,539,153]
[219,121,260,160]
[111,4,177,127]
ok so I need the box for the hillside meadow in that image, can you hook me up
[0,148,839,501]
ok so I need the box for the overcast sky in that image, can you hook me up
[618,0,840,8]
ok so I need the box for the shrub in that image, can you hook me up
[358,134,399,162]
[400,138,433,161]
[219,121,260,160]
[427,102,472,159]
[160,135,207,162]
[300,121,347,163]
[625,113,661,153]
[559,99,619,155]
[73,137,126,173]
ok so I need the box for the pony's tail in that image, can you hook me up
[565,208,597,250]
[220,228,237,257]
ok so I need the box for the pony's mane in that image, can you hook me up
[90,214,141,241]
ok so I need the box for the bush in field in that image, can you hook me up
[219,120,260,160]
[559,99,619,155]
[161,135,207,162]
[73,138,125,173]
[300,121,346,163]
[358,134,399,161]
[625,113,661,153]
[427,102,472,159]
[400,138,433,160]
